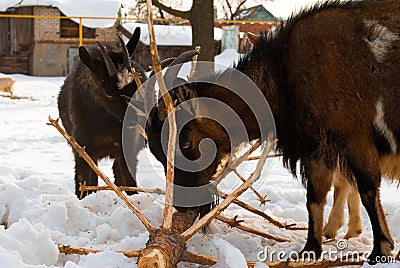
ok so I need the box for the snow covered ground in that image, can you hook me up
[0,51,399,267]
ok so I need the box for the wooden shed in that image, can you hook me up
[0,5,117,76]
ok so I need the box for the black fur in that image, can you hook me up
[58,30,146,198]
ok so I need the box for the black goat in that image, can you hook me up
[58,28,146,198]
[146,0,400,263]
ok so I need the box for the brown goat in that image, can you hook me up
[247,32,366,241]
[0,76,16,98]
[146,0,400,263]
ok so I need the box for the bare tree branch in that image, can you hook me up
[216,215,291,242]
[222,0,249,20]
[146,0,177,231]
[232,0,248,18]
[225,0,234,19]
[151,0,190,19]
[181,139,276,240]
[48,116,155,234]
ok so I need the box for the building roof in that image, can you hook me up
[233,5,277,22]
[122,22,223,46]
[0,0,120,28]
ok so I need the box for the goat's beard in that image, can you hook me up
[211,154,230,180]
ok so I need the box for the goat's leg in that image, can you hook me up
[344,186,363,239]
[113,155,137,195]
[323,172,348,239]
[74,152,98,198]
[354,171,393,263]
[10,83,14,98]
[114,128,143,195]
[347,139,394,263]
[301,159,333,259]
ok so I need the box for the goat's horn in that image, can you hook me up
[148,57,176,77]
[164,50,200,88]
[117,32,131,69]
[126,27,141,57]
[147,57,177,90]
[160,57,176,69]
[97,42,118,77]
[169,50,200,68]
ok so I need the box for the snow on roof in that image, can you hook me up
[261,0,320,19]
[122,22,223,46]
[0,0,120,28]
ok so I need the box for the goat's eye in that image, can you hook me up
[181,142,190,149]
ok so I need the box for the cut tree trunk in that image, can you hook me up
[137,208,200,267]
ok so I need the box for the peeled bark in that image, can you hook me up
[137,208,200,267]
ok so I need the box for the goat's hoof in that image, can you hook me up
[343,229,362,239]
[367,250,392,264]
[368,240,394,264]
[125,190,138,196]
[323,231,337,240]
[323,227,338,239]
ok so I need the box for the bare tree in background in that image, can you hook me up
[152,0,215,62]
[221,0,248,20]
[123,1,166,22]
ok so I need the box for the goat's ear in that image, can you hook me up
[172,81,198,102]
[126,27,141,57]
[79,46,94,71]
[158,83,198,121]
[246,32,260,45]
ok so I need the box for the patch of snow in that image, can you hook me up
[254,262,269,268]
[215,49,242,67]
[0,218,58,265]
[211,237,247,268]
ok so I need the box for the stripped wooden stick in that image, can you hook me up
[182,251,217,265]
[58,245,141,258]
[213,140,262,186]
[48,116,155,234]
[248,153,283,161]
[146,0,176,231]
[131,67,145,98]
[233,169,269,205]
[181,139,276,240]
[79,185,165,195]
[218,190,307,230]
[215,215,291,242]
[79,181,86,200]
[188,46,201,81]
